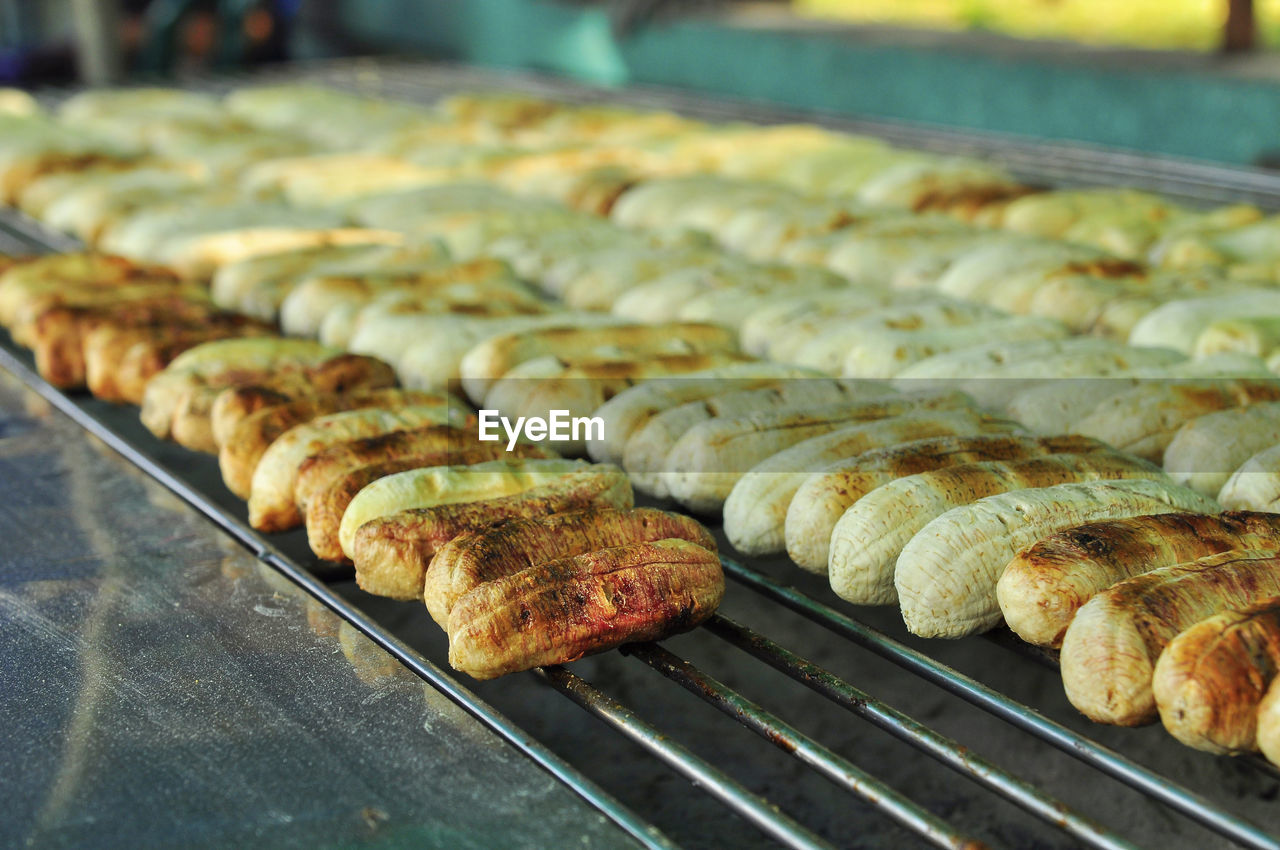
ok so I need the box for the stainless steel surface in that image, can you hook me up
[0,368,645,850]
[7,58,1280,850]
[538,665,837,850]
[721,557,1280,850]
[625,643,989,850]
[702,615,1137,850]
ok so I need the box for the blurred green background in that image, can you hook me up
[796,0,1279,50]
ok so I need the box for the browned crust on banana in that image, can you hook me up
[166,353,399,452]
[23,296,226,389]
[352,470,634,600]
[84,317,274,402]
[424,507,716,626]
[1000,511,1280,647]
[1061,549,1280,726]
[447,539,723,679]
[217,390,451,498]
[304,440,554,563]
[1153,597,1280,753]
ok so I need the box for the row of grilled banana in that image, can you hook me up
[0,256,726,680]
[6,82,1280,767]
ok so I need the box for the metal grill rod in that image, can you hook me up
[720,557,1280,850]
[536,665,837,850]
[624,642,993,850]
[702,614,1138,850]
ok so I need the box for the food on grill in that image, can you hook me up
[15,75,1280,756]
[1152,598,1280,753]
[423,507,716,627]
[350,461,631,599]
[483,351,755,455]
[1218,443,1280,511]
[997,512,1280,648]
[895,337,1187,409]
[210,239,412,313]
[1162,402,1280,497]
[623,378,893,498]
[447,538,723,679]
[895,479,1219,638]
[216,388,458,498]
[586,362,818,465]
[143,337,333,437]
[457,321,738,404]
[394,312,628,390]
[1070,378,1280,463]
[17,296,256,390]
[661,390,973,513]
[338,457,599,561]
[829,451,1170,607]
[722,409,1025,557]
[0,253,180,327]
[793,298,1006,366]
[98,203,355,278]
[0,117,137,204]
[784,434,1107,573]
[293,424,503,513]
[1260,679,1280,766]
[1003,354,1274,435]
[276,256,526,337]
[140,338,398,449]
[738,289,900,359]
[1061,550,1280,726]
[248,403,464,531]
[305,439,556,562]
[1127,291,1280,353]
[840,315,1069,379]
[1194,316,1280,360]
[81,313,276,402]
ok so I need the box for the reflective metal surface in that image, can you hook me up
[0,369,642,850]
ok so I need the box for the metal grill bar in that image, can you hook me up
[536,665,837,850]
[720,557,1280,850]
[623,642,992,850]
[702,614,1138,850]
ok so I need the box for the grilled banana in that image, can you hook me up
[458,321,737,404]
[723,409,1024,557]
[424,507,715,626]
[447,538,723,679]
[304,440,555,563]
[662,390,972,514]
[218,388,456,499]
[623,378,893,498]
[1163,402,1280,496]
[895,478,1219,638]
[785,434,1105,573]
[1061,549,1280,725]
[831,452,1170,607]
[998,511,1280,647]
[1153,598,1280,753]
[1071,378,1280,462]
[586,362,817,465]
[338,457,595,561]
[247,404,462,532]
[352,463,632,599]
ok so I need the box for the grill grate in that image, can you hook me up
[6,57,1280,850]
